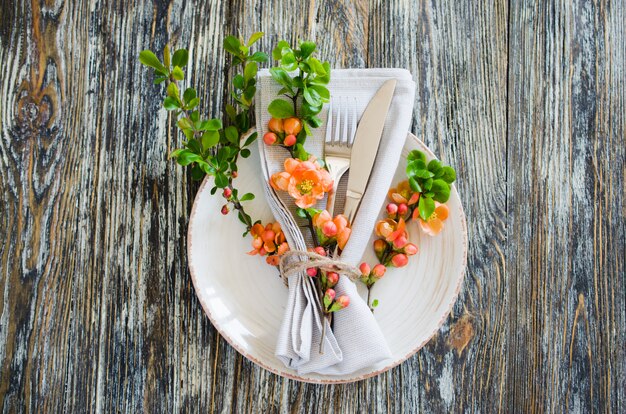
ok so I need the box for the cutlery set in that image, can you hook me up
[323,79,397,225]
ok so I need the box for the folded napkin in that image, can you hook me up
[256,68,416,375]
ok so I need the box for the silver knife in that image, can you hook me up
[342,79,397,224]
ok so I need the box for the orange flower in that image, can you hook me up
[416,202,449,236]
[312,210,352,250]
[270,157,333,208]
[388,180,419,206]
[375,218,408,244]
[248,222,289,263]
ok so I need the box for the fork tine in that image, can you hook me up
[348,97,357,146]
[333,99,341,145]
[325,100,333,143]
[342,98,350,144]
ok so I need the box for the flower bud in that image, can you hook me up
[373,239,386,254]
[408,193,420,205]
[393,235,408,249]
[231,171,238,178]
[324,288,336,302]
[221,205,229,215]
[336,295,350,309]
[398,203,408,215]
[404,243,418,256]
[314,246,326,256]
[283,134,297,146]
[372,264,386,278]
[359,262,371,276]
[326,271,339,287]
[306,267,318,277]
[283,117,302,135]
[386,203,398,215]
[391,253,409,268]
[223,187,232,198]
[322,220,338,237]
[266,255,280,266]
[268,117,284,133]
[263,132,277,145]
[262,230,275,243]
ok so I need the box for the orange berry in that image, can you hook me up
[263,132,277,145]
[268,117,284,133]
[284,134,297,146]
[283,117,302,135]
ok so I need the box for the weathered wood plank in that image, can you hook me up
[507,0,625,412]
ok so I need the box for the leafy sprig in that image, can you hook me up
[267,40,331,160]
[139,33,269,234]
[406,150,456,220]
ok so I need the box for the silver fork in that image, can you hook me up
[324,97,358,216]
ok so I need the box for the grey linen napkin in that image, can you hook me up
[256,69,416,376]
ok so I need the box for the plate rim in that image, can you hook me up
[187,132,468,384]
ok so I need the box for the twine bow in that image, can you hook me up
[278,250,361,286]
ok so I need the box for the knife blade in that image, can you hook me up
[342,79,397,224]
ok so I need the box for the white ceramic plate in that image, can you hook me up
[188,133,467,383]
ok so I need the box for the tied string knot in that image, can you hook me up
[278,250,361,286]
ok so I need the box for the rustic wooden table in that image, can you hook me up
[1,0,624,412]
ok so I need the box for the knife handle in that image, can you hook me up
[343,190,363,225]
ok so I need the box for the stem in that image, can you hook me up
[367,287,373,312]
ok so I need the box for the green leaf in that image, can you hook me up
[244,62,257,81]
[409,177,422,192]
[267,99,295,119]
[371,299,379,308]
[163,45,171,68]
[199,119,222,131]
[296,208,308,218]
[233,74,245,90]
[224,36,241,55]
[171,66,184,81]
[300,41,316,59]
[269,67,293,88]
[428,159,442,173]
[226,105,237,122]
[281,52,297,71]
[240,192,255,201]
[169,148,185,158]
[177,151,201,166]
[187,139,202,154]
[408,150,427,163]
[172,49,189,68]
[201,131,220,149]
[441,166,456,183]
[190,111,199,122]
[163,96,180,110]
[272,40,290,60]
[310,85,330,101]
[431,179,451,203]
[249,51,269,63]
[190,164,205,180]
[306,115,323,128]
[183,88,197,103]
[308,57,326,75]
[243,85,256,100]
[303,86,321,107]
[225,126,239,144]
[214,173,229,188]
[423,178,433,191]
[177,117,192,130]
[240,148,251,158]
[418,196,435,220]
[154,77,167,85]
[186,98,199,109]
[167,82,179,99]
[247,32,264,46]
[244,132,258,147]
[139,50,166,72]
[414,169,434,179]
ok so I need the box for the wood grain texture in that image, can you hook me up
[0,0,623,412]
